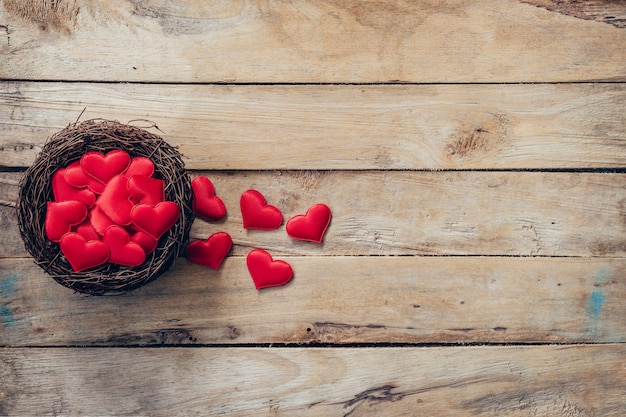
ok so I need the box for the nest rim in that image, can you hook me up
[16,119,194,295]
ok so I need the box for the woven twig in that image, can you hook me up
[16,119,194,295]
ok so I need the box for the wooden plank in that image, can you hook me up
[1,345,625,416]
[1,257,624,346]
[2,170,624,258]
[1,1,625,83]
[1,82,626,170]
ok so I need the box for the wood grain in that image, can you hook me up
[1,345,625,416]
[2,170,624,257]
[1,257,624,346]
[1,0,625,83]
[1,82,626,170]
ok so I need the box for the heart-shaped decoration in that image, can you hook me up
[125,156,155,178]
[185,232,232,270]
[45,201,88,242]
[72,219,100,241]
[96,174,134,225]
[128,175,165,207]
[131,231,158,254]
[81,150,131,186]
[103,226,146,267]
[64,161,106,194]
[60,232,110,272]
[246,249,293,290]
[131,201,180,239]
[192,176,227,222]
[240,189,283,230]
[286,204,332,244]
[88,205,115,235]
[52,168,96,207]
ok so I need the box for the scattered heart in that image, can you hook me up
[246,248,293,290]
[240,189,283,230]
[192,176,227,222]
[286,204,332,244]
[185,232,232,270]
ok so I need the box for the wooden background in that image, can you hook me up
[1,0,625,415]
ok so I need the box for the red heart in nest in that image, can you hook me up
[81,150,131,186]
[103,225,146,267]
[60,232,110,272]
[96,174,134,226]
[131,201,180,239]
[185,232,232,270]
[45,201,88,242]
[286,204,332,244]
[128,175,165,207]
[64,161,106,194]
[125,156,155,178]
[52,168,96,208]
[246,249,293,290]
[240,189,283,230]
[131,231,158,254]
[192,176,227,222]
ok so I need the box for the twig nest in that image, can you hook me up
[16,119,194,295]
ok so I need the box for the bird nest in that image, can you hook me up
[16,119,194,295]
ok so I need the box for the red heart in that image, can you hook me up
[128,175,165,207]
[131,201,180,239]
[81,150,131,186]
[246,249,293,290]
[192,176,227,222]
[240,190,283,230]
[88,205,115,235]
[131,231,158,254]
[286,204,332,243]
[103,225,146,267]
[72,219,100,241]
[125,156,155,178]
[64,161,107,194]
[185,232,232,269]
[52,168,96,207]
[45,201,88,242]
[60,232,110,272]
[96,175,134,225]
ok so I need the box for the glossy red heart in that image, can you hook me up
[81,150,131,185]
[88,205,115,235]
[246,249,293,290]
[286,204,332,243]
[60,232,110,272]
[128,175,165,207]
[96,175,134,225]
[125,156,155,178]
[64,161,106,194]
[131,201,180,239]
[192,176,227,222]
[45,201,88,242]
[185,232,232,270]
[103,225,146,267]
[131,231,158,254]
[240,189,283,230]
[72,219,100,241]
[52,168,96,207]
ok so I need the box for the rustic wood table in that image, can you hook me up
[1,1,625,415]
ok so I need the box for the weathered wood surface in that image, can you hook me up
[1,345,625,416]
[1,257,624,346]
[1,82,625,170]
[1,0,625,83]
[2,170,625,258]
